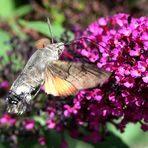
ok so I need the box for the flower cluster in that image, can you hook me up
[62,13,148,135]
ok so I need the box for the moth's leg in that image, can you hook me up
[30,80,45,99]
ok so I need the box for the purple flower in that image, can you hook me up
[23,119,35,130]
[64,102,80,117]
[60,140,69,148]
[83,132,102,143]
[0,114,16,125]
[141,124,148,131]
[62,13,148,133]
[130,66,141,78]
[109,92,116,102]
[142,72,148,83]
[38,136,46,145]
[98,17,107,26]
[0,80,9,91]
[123,78,134,88]
[46,119,56,129]
[46,107,56,118]
[129,49,140,56]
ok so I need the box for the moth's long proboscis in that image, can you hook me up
[59,36,108,51]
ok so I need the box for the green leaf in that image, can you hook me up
[33,115,46,126]
[8,18,27,39]
[67,31,75,41]
[19,19,65,38]
[13,5,33,17]
[0,30,11,53]
[107,123,148,147]
[11,55,24,71]
[51,8,65,25]
[0,0,14,18]
[52,24,65,38]
[0,30,11,62]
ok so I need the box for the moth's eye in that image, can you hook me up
[57,43,64,52]
[35,38,51,49]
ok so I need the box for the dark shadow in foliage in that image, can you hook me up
[18,131,41,148]
[0,142,10,148]
[93,132,129,148]
[44,129,62,148]
[64,130,129,148]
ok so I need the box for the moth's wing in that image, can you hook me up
[44,67,77,96]
[44,60,111,96]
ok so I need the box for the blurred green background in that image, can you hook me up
[0,0,148,148]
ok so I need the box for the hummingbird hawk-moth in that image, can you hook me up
[6,19,111,114]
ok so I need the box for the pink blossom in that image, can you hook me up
[23,119,35,130]
[0,114,16,125]
[0,80,9,91]
[46,107,56,118]
[64,104,79,117]
[142,72,148,83]
[130,67,141,78]
[46,119,56,129]
[109,92,116,102]
[129,49,140,56]
[98,17,107,26]
[38,136,46,145]
[83,132,101,143]
[69,13,148,133]
[81,49,89,57]
[60,140,69,148]
[137,61,147,72]
[123,78,134,88]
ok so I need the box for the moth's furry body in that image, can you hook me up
[7,42,64,114]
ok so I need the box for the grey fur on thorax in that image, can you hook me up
[10,42,64,96]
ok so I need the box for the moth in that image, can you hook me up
[6,18,111,114]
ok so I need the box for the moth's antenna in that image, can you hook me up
[47,17,54,44]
